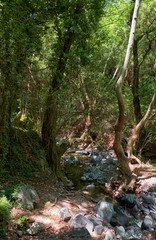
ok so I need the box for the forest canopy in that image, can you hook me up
[0,0,155,180]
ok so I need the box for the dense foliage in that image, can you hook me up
[0,0,155,175]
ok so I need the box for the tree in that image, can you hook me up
[113,0,140,186]
[113,0,156,189]
[0,0,42,166]
[41,0,105,180]
[129,0,155,152]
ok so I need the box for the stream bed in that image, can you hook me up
[60,147,156,240]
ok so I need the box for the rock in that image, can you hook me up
[149,203,156,211]
[94,225,105,235]
[141,215,154,230]
[60,207,72,222]
[86,214,102,227]
[104,230,114,240]
[142,194,155,204]
[110,213,130,227]
[16,185,40,210]
[150,211,156,219]
[86,183,95,190]
[120,194,140,209]
[76,150,88,155]
[116,206,131,217]
[95,200,114,223]
[27,222,43,235]
[140,205,150,214]
[67,227,93,240]
[71,214,94,233]
[115,226,128,239]
[130,205,141,219]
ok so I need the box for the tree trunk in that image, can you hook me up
[42,89,59,174]
[41,23,75,177]
[113,0,140,180]
[127,93,156,159]
[132,38,146,152]
[80,77,92,140]
[132,39,142,123]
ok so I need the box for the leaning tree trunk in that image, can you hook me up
[113,0,140,182]
[127,93,156,160]
[80,77,93,140]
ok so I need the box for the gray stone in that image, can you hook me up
[104,230,114,240]
[115,226,128,239]
[27,222,43,235]
[142,194,155,204]
[121,194,140,208]
[117,206,131,217]
[110,213,130,227]
[86,183,95,190]
[130,205,141,219]
[86,214,102,227]
[68,227,93,240]
[141,215,154,230]
[140,205,150,214]
[95,200,114,223]
[60,207,72,222]
[16,185,40,210]
[150,211,156,219]
[94,225,105,235]
[149,203,156,211]
[71,214,94,233]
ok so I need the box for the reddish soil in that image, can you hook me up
[3,160,156,240]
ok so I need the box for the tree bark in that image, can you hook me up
[127,93,156,159]
[132,39,142,123]
[113,0,140,178]
[132,38,146,152]
[42,23,75,177]
[132,34,154,151]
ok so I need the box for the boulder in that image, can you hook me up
[95,200,114,223]
[60,207,72,222]
[67,227,93,240]
[94,225,105,235]
[115,226,128,239]
[27,222,43,235]
[104,230,114,240]
[86,214,102,227]
[142,194,155,205]
[86,183,95,190]
[141,215,154,231]
[16,185,40,210]
[110,213,130,227]
[140,204,150,215]
[150,211,156,220]
[71,214,94,233]
[120,194,140,209]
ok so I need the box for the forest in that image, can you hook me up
[0,0,156,239]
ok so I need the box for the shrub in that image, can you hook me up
[0,195,11,237]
